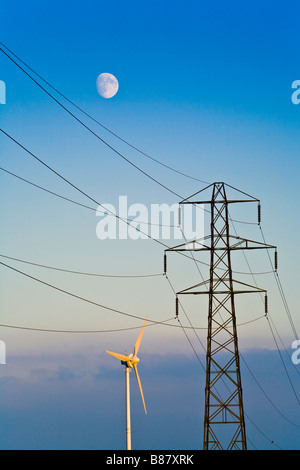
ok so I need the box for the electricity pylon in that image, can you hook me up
[165,182,277,450]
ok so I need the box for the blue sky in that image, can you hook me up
[0,0,300,450]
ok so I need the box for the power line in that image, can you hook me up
[228,217,300,410]
[0,130,216,280]
[241,342,300,429]
[244,412,284,450]
[0,166,178,228]
[0,40,210,185]
[2,163,273,279]
[0,258,193,331]
[0,259,168,324]
[0,253,164,278]
[0,320,173,334]
[229,217,300,402]
[1,162,271,276]
[266,309,300,380]
[0,132,287,335]
[0,44,259,227]
[0,128,182,256]
[0,166,99,212]
[0,165,274,264]
[0,129,186,249]
[0,258,263,331]
[165,274,205,368]
[266,315,300,407]
[0,130,217,278]
[0,46,188,200]
[259,225,299,342]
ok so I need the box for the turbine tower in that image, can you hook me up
[106,318,147,450]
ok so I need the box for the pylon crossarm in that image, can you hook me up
[165,236,210,252]
[177,278,267,296]
[182,198,259,205]
[180,181,259,206]
[166,235,276,252]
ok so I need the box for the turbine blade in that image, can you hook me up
[133,364,147,415]
[134,317,147,356]
[106,350,130,363]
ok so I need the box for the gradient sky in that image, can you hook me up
[0,0,300,450]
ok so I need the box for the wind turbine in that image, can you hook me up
[106,318,147,450]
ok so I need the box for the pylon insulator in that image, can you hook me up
[275,250,278,272]
[176,296,179,318]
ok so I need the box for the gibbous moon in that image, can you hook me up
[96,73,119,99]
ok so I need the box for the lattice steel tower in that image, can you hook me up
[165,182,276,450]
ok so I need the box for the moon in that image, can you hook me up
[96,73,119,99]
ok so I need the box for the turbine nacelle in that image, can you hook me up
[121,354,140,368]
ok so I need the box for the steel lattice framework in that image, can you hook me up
[165,182,276,450]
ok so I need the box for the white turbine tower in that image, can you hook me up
[106,318,147,450]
